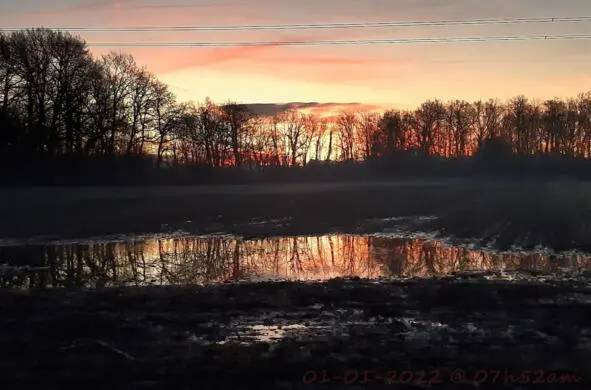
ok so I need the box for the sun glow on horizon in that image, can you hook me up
[2,0,591,112]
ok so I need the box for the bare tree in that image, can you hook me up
[10,29,54,154]
[325,120,335,162]
[314,118,328,161]
[150,80,180,167]
[300,114,318,166]
[336,112,358,161]
[199,99,229,166]
[414,100,445,156]
[268,113,285,166]
[125,68,152,155]
[283,109,307,166]
[444,100,476,157]
[100,52,136,154]
[474,99,503,148]
[378,110,406,156]
[0,33,22,154]
[576,93,591,157]
[222,102,253,167]
[357,111,379,159]
[243,115,273,167]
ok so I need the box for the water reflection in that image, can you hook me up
[0,235,589,289]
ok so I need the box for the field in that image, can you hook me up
[2,180,591,389]
[1,180,591,251]
[2,273,590,389]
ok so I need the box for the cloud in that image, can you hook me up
[118,34,358,74]
[256,54,400,67]
[170,53,396,73]
[240,102,385,116]
[26,0,238,17]
[120,2,238,10]
[133,45,410,86]
[140,45,279,73]
[35,0,140,14]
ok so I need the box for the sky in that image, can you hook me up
[2,0,591,113]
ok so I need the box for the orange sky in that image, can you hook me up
[2,0,591,112]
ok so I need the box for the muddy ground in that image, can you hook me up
[1,272,590,389]
[1,180,591,252]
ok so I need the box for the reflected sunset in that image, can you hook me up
[2,235,588,288]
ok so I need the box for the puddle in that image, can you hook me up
[0,232,589,289]
[222,324,310,344]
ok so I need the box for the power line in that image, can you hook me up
[2,16,591,32]
[84,34,591,47]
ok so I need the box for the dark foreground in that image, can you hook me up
[2,272,590,389]
[2,180,591,252]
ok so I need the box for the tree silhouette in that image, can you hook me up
[1,28,591,185]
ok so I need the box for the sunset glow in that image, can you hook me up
[8,235,588,288]
[2,0,591,113]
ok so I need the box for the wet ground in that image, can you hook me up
[2,181,591,388]
[2,272,590,389]
[2,180,591,252]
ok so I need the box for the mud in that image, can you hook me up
[1,272,590,389]
[3,181,591,254]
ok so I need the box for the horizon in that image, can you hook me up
[1,0,591,115]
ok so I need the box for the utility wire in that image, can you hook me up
[84,34,591,47]
[2,16,591,32]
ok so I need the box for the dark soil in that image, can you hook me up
[2,180,591,252]
[1,272,590,389]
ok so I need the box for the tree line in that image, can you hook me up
[2,29,591,184]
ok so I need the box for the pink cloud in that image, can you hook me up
[255,55,401,67]
[31,0,237,14]
[163,51,405,73]
[28,0,140,15]
[87,43,411,89]
[102,34,316,73]
[18,0,249,28]
[220,53,410,86]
